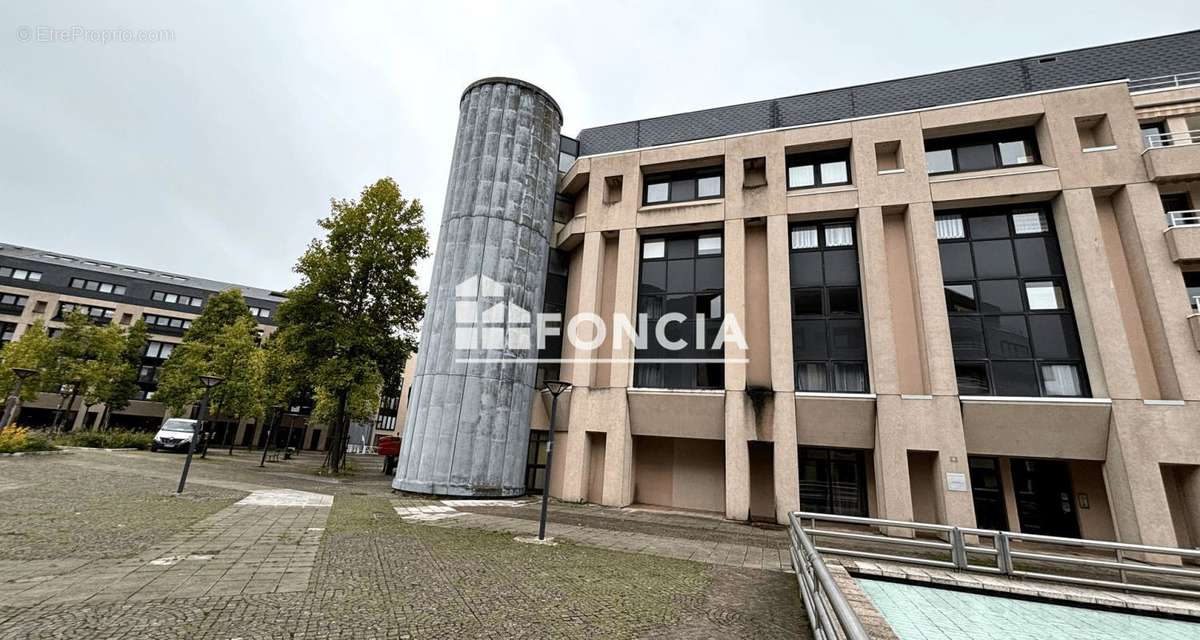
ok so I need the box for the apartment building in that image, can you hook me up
[0,243,327,449]
[463,30,1200,551]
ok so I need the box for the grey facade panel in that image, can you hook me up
[576,30,1200,156]
[393,78,562,497]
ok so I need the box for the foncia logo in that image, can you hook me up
[454,275,747,364]
[455,275,531,351]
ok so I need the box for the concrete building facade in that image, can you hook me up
[0,244,328,450]
[455,30,1200,549]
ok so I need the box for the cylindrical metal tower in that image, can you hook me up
[393,78,562,496]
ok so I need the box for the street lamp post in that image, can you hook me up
[1,368,38,427]
[177,374,223,494]
[537,380,571,541]
[259,405,284,468]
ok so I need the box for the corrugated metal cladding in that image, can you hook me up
[576,30,1200,156]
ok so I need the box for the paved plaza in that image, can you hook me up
[0,449,807,639]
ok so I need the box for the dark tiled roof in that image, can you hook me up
[0,242,285,303]
[576,30,1200,156]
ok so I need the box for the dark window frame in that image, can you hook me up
[788,220,869,393]
[937,205,1089,398]
[642,166,724,206]
[786,147,853,190]
[924,127,1040,176]
[634,231,725,390]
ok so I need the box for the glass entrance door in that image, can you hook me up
[968,456,1008,531]
[1010,458,1080,538]
[799,447,868,517]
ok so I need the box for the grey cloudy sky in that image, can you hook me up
[1,1,1194,293]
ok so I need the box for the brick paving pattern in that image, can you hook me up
[0,450,809,639]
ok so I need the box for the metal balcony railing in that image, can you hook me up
[792,511,1200,600]
[1167,210,1200,228]
[1130,71,1200,92]
[1145,130,1200,148]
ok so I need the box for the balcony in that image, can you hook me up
[1164,211,1200,263]
[1143,130,1200,182]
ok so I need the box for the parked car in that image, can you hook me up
[150,418,198,452]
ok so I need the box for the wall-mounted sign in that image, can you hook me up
[946,472,968,492]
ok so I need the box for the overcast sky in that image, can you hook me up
[2,1,1194,293]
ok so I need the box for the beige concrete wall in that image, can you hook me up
[1070,460,1117,541]
[633,435,725,514]
[543,80,1200,546]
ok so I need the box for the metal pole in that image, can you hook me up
[259,408,277,468]
[1,378,26,426]
[177,388,210,494]
[537,393,559,541]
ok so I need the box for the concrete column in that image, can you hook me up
[602,228,638,507]
[1054,190,1141,399]
[905,203,958,395]
[724,219,747,391]
[1112,182,1200,399]
[998,457,1022,532]
[873,396,915,531]
[857,206,900,395]
[560,232,608,502]
[724,390,750,520]
[1105,401,1180,556]
[395,78,562,497]
[765,215,799,522]
[608,228,640,388]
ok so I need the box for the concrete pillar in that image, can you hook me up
[724,390,750,520]
[1105,400,1180,553]
[998,457,1022,532]
[602,229,638,507]
[857,207,900,395]
[1112,182,1200,400]
[1054,189,1141,399]
[560,232,607,502]
[905,202,957,395]
[766,214,799,522]
[395,78,562,497]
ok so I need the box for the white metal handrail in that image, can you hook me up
[1167,210,1200,228]
[1192,295,1200,312]
[787,512,869,640]
[1145,130,1200,148]
[1129,71,1200,92]
[795,511,1200,599]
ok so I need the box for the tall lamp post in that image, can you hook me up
[176,374,223,494]
[1,368,38,427]
[537,380,571,541]
[259,405,284,468]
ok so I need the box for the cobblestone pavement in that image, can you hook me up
[395,500,793,572]
[0,449,808,639]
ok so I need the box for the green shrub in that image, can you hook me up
[55,429,153,450]
[0,426,57,453]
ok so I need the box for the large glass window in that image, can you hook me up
[642,167,724,205]
[924,127,1040,176]
[634,233,724,389]
[789,220,868,393]
[787,148,852,189]
[0,293,28,310]
[0,321,16,344]
[0,266,42,282]
[937,206,1088,397]
[56,302,114,322]
[799,447,869,517]
[69,277,127,296]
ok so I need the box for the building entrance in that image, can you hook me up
[1011,458,1080,538]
